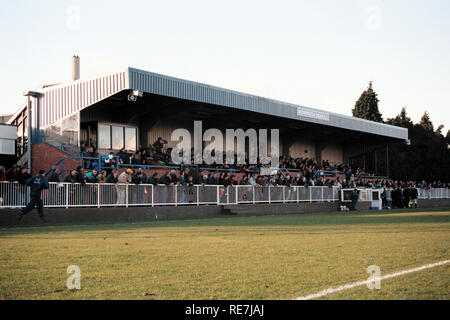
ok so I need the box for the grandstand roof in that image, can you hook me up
[10,67,408,141]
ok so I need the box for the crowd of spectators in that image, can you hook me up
[2,138,448,191]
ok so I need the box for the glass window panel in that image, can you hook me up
[0,139,15,155]
[111,126,124,150]
[98,124,111,149]
[125,127,137,151]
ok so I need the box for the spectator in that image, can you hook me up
[63,170,78,183]
[117,169,133,204]
[104,153,116,175]
[118,169,133,184]
[105,170,119,184]
[46,166,60,183]
[0,166,6,181]
[85,169,99,183]
[18,167,32,185]
[170,169,178,184]
[82,146,93,169]
[131,153,142,165]
[75,166,86,185]
[148,172,159,185]
[153,137,167,155]
[132,171,144,185]
[117,148,129,164]
[159,171,172,186]
[98,170,107,184]
[137,168,147,184]
[6,165,19,182]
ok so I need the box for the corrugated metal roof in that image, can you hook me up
[9,66,408,141]
[128,68,408,140]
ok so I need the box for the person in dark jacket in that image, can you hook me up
[170,169,178,184]
[132,171,143,184]
[75,166,85,185]
[46,166,60,183]
[159,171,171,186]
[137,168,147,184]
[17,167,32,185]
[6,165,19,182]
[63,170,78,183]
[18,170,49,222]
[17,167,32,206]
[105,170,119,184]
[403,186,411,208]
[351,188,359,211]
[410,185,419,208]
[148,172,159,185]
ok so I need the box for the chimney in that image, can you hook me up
[72,55,80,81]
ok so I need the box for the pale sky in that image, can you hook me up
[0,0,449,131]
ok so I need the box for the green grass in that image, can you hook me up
[0,207,449,300]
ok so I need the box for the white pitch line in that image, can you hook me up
[295,259,450,300]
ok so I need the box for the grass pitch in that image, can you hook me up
[0,207,449,300]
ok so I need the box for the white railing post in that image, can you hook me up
[321,187,324,202]
[227,186,230,204]
[196,185,199,206]
[151,184,154,207]
[217,185,220,205]
[297,186,299,203]
[235,186,238,204]
[283,186,285,204]
[268,186,271,204]
[175,185,178,207]
[253,186,256,204]
[65,184,69,208]
[309,187,312,203]
[97,184,100,208]
[126,184,129,208]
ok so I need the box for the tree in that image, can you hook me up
[419,111,434,131]
[435,124,444,136]
[386,107,413,128]
[386,110,449,182]
[352,82,383,122]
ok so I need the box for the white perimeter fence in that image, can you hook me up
[0,182,448,209]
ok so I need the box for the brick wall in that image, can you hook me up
[31,143,79,176]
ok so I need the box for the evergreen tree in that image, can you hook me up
[385,109,449,182]
[435,124,444,136]
[386,107,412,128]
[352,82,383,122]
[419,111,434,131]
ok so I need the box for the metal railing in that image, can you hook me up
[1,182,448,209]
[384,188,450,201]
[0,182,341,208]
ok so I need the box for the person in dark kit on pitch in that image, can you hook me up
[17,169,50,223]
[403,185,411,208]
[410,185,419,208]
[352,188,359,211]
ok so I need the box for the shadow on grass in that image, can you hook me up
[0,207,449,236]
